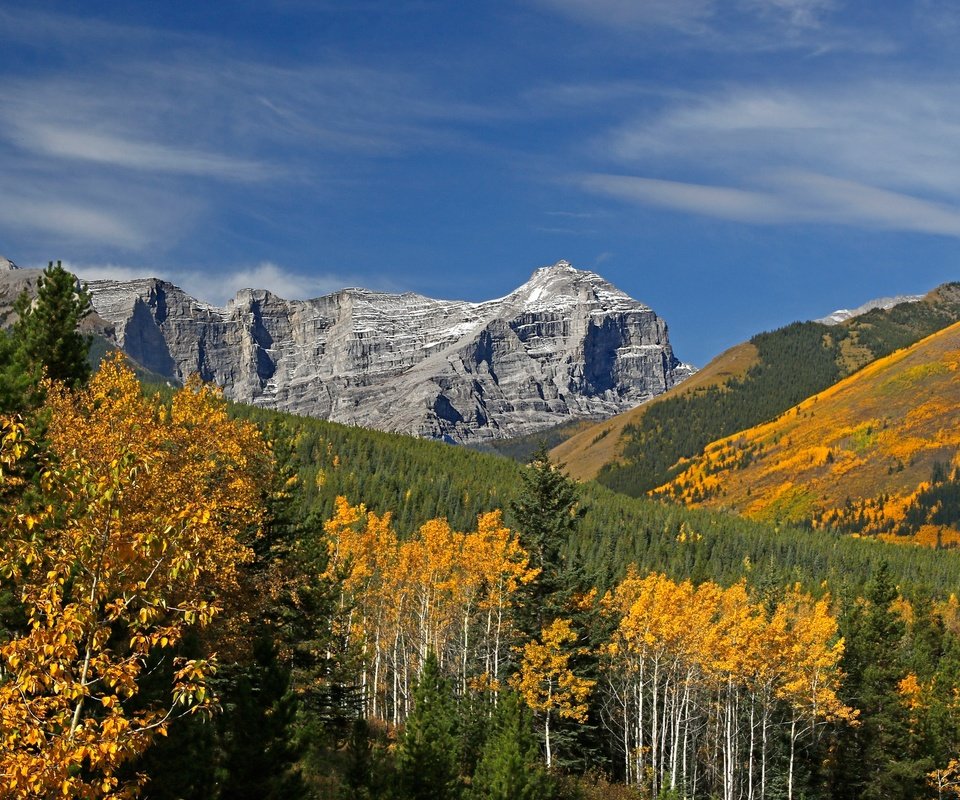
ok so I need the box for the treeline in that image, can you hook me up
[598,286,960,499]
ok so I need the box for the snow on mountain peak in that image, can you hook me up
[513,260,646,313]
[815,294,924,325]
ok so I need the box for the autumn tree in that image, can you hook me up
[512,617,595,769]
[0,355,271,799]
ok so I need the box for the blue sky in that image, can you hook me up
[1,1,959,365]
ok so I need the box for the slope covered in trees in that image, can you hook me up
[655,321,960,545]
[228,401,960,597]
[558,283,960,497]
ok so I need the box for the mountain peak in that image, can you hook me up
[46,258,689,443]
[0,256,20,271]
[514,260,644,313]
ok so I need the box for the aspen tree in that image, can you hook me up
[0,356,270,799]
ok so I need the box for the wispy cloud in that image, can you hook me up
[0,198,148,250]
[531,0,714,35]
[579,172,960,237]
[17,124,272,180]
[0,8,503,258]
[579,79,960,237]
[531,0,894,53]
[604,82,960,197]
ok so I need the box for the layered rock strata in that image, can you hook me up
[4,258,694,442]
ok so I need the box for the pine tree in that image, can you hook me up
[0,260,92,413]
[832,562,923,800]
[218,637,307,800]
[509,446,585,640]
[468,691,551,800]
[396,651,462,800]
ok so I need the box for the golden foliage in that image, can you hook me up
[654,321,960,540]
[0,355,271,799]
[322,497,536,722]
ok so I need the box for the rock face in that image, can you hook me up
[14,259,694,441]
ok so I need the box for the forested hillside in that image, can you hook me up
[654,320,960,546]
[585,284,960,497]
[231,402,960,596]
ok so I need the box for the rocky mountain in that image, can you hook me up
[815,293,924,325]
[5,259,692,442]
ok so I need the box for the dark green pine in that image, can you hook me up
[396,651,462,800]
[467,691,551,800]
[508,445,586,640]
[1,260,92,413]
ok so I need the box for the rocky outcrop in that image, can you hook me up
[4,258,694,442]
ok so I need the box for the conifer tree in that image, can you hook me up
[509,446,584,639]
[0,260,92,412]
[218,637,306,800]
[833,562,923,800]
[396,651,462,800]
[468,691,551,800]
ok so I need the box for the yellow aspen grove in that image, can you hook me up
[0,356,270,800]
[775,589,856,800]
[460,510,537,695]
[512,617,595,769]
[600,571,852,800]
[322,499,534,725]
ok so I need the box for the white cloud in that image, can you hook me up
[531,0,890,52]
[580,79,960,236]
[605,83,960,199]
[0,196,148,250]
[531,0,714,34]
[580,174,791,223]
[18,124,272,180]
[742,0,835,28]
[0,9,504,259]
[71,261,359,306]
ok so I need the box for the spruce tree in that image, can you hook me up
[218,637,307,800]
[832,562,924,800]
[1,260,91,412]
[467,691,551,800]
[509,447,604,773]
[396,652,461,800]
[509,446,585,640]
[16,261,92,386]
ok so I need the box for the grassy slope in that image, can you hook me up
[654,321,960,544]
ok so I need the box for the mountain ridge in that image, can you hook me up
[0,258,693,443]
[653,319,960,545]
